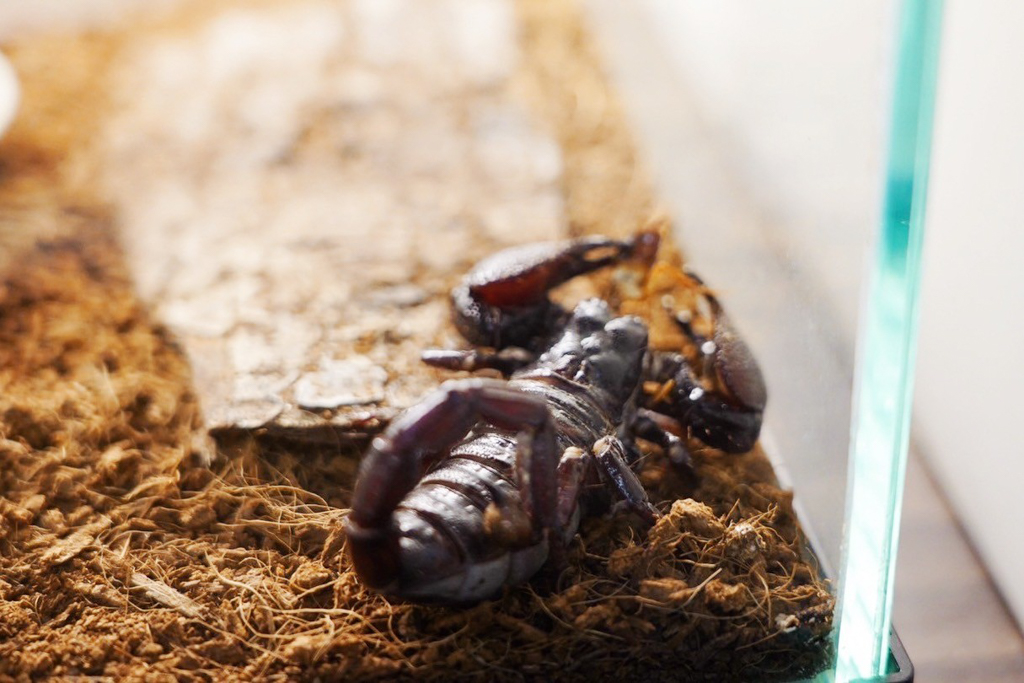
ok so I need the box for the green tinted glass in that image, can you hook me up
[836,0,944,680]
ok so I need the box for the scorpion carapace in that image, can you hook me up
[344,231,766,602]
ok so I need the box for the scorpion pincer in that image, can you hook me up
[344,231,767,602]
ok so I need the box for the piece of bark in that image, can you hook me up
[98,0,568,443]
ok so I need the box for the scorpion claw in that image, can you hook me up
[647,275,767,454]
[452,231,660,349]
[709,306,767,414]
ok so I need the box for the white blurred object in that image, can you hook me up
[0,52,18,138]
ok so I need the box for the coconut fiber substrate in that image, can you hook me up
[0,0,833,680]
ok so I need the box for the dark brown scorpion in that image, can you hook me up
[344,231,766,602]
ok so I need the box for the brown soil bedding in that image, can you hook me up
[0,1,832,680]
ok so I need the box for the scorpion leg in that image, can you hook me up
[633,409,695,473]
[592,436,659,525]
[346,378,561,589]
[452,231,659,348]
[555,448,589,532]
[421,347,536,376]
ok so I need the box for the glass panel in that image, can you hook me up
[588,0,893,571]
[836,0,944,680]
[586,1,942,679]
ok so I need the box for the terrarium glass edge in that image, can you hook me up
[835,0,944,680]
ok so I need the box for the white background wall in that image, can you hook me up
[637,0,889,348]
[913,0,1024,629]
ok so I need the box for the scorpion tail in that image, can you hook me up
[344,521,402,590]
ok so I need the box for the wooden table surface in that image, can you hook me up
[894,451,1024,682]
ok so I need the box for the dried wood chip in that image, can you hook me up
[39,517,112,566]
[130,572,205,619]
[74,581,128,608]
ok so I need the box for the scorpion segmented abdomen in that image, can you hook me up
[372,379,621,601]
[387,442,550,602]
[420,451,516,513]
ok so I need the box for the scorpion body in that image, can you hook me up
[345,232,765,602]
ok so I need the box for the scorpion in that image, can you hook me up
[344,231,767,602]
